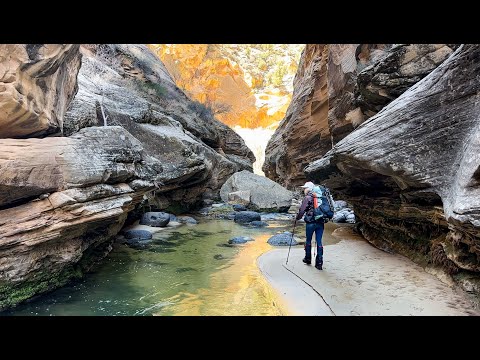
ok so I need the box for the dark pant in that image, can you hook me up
[305,222,324,265]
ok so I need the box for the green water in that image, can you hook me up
[3,219,340,316]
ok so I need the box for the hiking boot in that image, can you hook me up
[315,263,323,270]
[302,257,311,265]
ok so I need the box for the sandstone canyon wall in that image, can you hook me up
[65,44,254,212]
[0,44,254,310]
[265,43,479,296]
[263,44,455,189]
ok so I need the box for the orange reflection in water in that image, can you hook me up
[155,234,287,316]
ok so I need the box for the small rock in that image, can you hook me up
[234,211,261,224]
[228,236,254,244]
[267,232,298,246]
[124,229,153,240]
[176,216,198,224]
[212,203,227,208]
[197,207,212,215]
[232,204,247,212]
[248,221,269,227]
[346,213,356,223]
[213,254,224,260]
[203,199,214,206]
[261,213,295,221]
[334,200,348,211]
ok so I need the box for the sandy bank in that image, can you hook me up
[257,228,478,316]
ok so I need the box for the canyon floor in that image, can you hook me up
[258,227,479,316]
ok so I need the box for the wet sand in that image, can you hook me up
[258,227,479,316]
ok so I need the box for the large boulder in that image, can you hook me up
[220,170,293,212]
[0,44,82,138]
[306,45,480,295]
[227,190,251,206]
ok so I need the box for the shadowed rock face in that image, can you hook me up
[355,44,455,118]
[0,44,82,138]
[306,45,480,296]
[64,44,255,211]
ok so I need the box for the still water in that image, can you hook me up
[4,219,323,316]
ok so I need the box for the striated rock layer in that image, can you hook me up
[305,45,480,297]
[0,44,81,138]
[263,44,390,188]
[65,44,254,212]
[0,126,155,309]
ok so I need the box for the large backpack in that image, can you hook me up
[311,185,335,222]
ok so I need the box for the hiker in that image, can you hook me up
[296,181,325,270]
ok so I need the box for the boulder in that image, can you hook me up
[140,212,171,227]
[345,214,356,224]
[124,229,153,240]
[227,190,251,206]
[267,232,298,246]
[220,170,293,212]
[234,211,261,224]
[126,239,153,249]
[176,216,198,224]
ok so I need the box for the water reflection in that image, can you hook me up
[4,219,314,316]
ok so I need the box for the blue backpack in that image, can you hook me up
[311,185,335,222]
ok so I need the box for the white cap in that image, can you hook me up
[300,181,315,190]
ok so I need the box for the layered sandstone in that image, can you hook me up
[0,44,81,138]
[305,45,480,296]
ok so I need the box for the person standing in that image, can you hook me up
[296,181,325,270]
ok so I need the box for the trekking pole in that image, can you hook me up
[286,218,297,265]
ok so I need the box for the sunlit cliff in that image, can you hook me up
[149,44,304,129]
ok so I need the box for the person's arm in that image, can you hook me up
[296,196,310,220]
